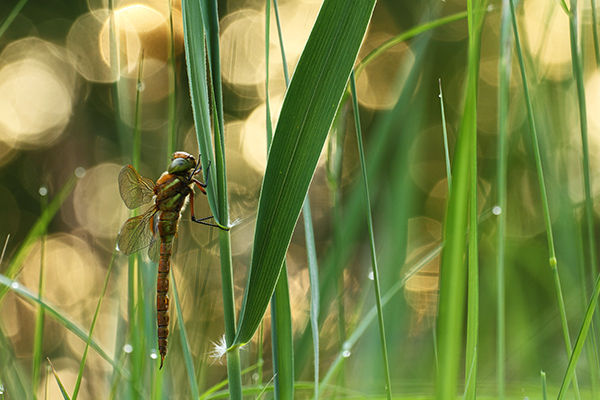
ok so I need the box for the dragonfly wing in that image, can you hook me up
[118,165,156,209]
[117,210,157,255]
[148,235,160,263]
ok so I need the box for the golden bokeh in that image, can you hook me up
[73,162,129,239]
[523,0,571,80]
[403,217,442,336]
[356,34,413,110]
[0,38,78,149]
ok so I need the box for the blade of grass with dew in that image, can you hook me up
[349,71,392,400]
[172,271,199,400]
[0,0,29,38]
[0,172,79,301]
[72,251,117,400]
[234,0,376,347]
[0,274,122,372]
[496,1,512,398]
[510,1,582,398]
[32,191,48,400]
[320,243,444,389]
[438,79,452,193]
[48,359,71,400]
[435,0,485,398]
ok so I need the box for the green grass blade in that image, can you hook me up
[72,251,117,400]
[354,10,468,77]
[496,1,512,398]
[438,79,452,193]
[181,0,220,223]
[568,0,597,287]
[270,268,294,400]
[464,73,479,400]
[320,244,444,389]
[48,359,71,400]
[0,274,122,373]
[591,0,600,66]
[510,1,581,397]
[166,0,177,156]
[541,371,547,400]
[171,272,200,399]
[303,198,320,399]
[234,0,376,346]
[267,1,295,398]
[557,272,600,400]
[0,172,79,301]
[349,71,392,400]
[32,192,47,400]
[0,324,30,399]
[436,1,485,398]
[0,0,28,38]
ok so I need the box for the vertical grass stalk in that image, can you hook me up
[496,1,512,398]
[349,72,393,400]
[31,191,47,400]
[568,0,598,280]
[436,0,484,397]
[509,1,581,397]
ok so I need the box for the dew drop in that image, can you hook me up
[342,350,351,358]
[492,206,502,215]
[368,271,374,281]
[0,383,4,394]
[252,372,259,382]
[150,350,158,360]
[123,344,133,353]
[39,186,48,196]
[487,4,494,12]
[75,167,86,178]
[137,82,145,92]
[10,282,19,290]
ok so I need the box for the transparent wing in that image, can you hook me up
[117,209,158,256]
[148,235,160,264]
[118,165,155,210]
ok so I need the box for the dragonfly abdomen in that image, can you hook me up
[156,210,181,369]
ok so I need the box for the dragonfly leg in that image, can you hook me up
[189,188,229,229]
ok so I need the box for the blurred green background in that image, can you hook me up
[0,0,599,398]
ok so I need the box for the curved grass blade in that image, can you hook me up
[0,274,122,374]
[234,0,376,346]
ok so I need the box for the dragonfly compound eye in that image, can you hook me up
[167,157,194,174]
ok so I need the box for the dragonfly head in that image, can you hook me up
[168,152,197,174]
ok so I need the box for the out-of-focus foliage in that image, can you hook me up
[0,0,599,398]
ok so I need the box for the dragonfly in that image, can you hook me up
[116,151,227,369]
